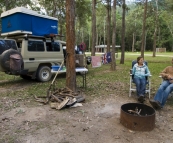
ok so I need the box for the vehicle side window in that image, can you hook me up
[0,40,17,54]
[46,42,60,52]
[28,41,44,52]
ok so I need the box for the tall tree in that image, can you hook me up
[106,0,111,52]
[141,0,148,58]
[152,0,158,57]
[120,0,126,64]
[111,0,117,71]
[91,0,96,56]
[66,0,76,91]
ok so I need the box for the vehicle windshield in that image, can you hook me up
[0,40,17,54]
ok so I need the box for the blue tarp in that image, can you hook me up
[1,13,58,36]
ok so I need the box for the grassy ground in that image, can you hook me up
[0,52,172,105]
[1,52,173,143]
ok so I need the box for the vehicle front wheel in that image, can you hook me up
[36,66,52,82]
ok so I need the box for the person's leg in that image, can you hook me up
[154,80,170,104]
[150,80,170,109]
[133,77,140,96]
[140,78,146,96]
[161,83,173,107]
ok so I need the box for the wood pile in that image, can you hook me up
[34,87,85,110]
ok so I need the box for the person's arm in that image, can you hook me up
[160,67,169,79]
[145,66,150,76]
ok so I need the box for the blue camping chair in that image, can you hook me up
[129,60,152,98]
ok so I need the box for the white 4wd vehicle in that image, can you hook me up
[0,35,68,82]
[0,35,90,82]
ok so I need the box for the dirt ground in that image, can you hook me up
[0,80,173,143]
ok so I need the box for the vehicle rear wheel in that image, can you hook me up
[36,66,52,82]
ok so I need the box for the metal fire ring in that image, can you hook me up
[120,103,155,131]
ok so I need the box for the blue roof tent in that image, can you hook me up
[1,7,58,36]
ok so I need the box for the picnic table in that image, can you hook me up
[51,67,88,88]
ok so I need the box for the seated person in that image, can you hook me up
[150,57,173,109]
[132,56,150,103]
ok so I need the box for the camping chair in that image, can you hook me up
[129,60,151,98]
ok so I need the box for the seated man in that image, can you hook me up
[150,57,173,109]
[132,56,150,103]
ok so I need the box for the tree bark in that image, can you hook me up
[141,0,148,58]
[111,0,117,71]
[120,0,126,64]
[132,32,136,52]
[106,0,111,53]
[152,0,158,57]
[132,13,137,52]
[91,0,96,56]
[66,0,76,91]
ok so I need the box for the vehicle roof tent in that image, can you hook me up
[1,7,58,36]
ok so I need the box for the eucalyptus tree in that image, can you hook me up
[152,0,158,57]
[141,0,148,58]
[91,0,96,56]
[66,0,76,91]
[105,0,111,52]
[120,0,126,64]
[111,0,117,71]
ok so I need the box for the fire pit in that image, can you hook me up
[120,103,155,131]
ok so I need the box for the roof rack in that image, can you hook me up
[6,33,64,39]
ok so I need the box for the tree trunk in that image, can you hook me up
[106,0,111,53]
[66,0,76,91]
[153,27,157,57]
[132,13,137,52]
[120,0,126,64]
[111,0,117,71]
[141,0,148,58]
[132,32,136,52]
[153,0,158,57]
[91,0,96,56]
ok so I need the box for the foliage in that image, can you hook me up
[0,0,173,51]
[0,0,33,11]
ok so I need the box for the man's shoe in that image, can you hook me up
[138,96,144,103]
[149,99,162,110]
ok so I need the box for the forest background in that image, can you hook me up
[0,0,173,90]
[0,0,173,53]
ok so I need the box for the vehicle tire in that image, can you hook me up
[36,66,52,82]
[0,48,23,71]
[20,75,32,80]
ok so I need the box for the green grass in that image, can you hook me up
[0,52,173,106]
